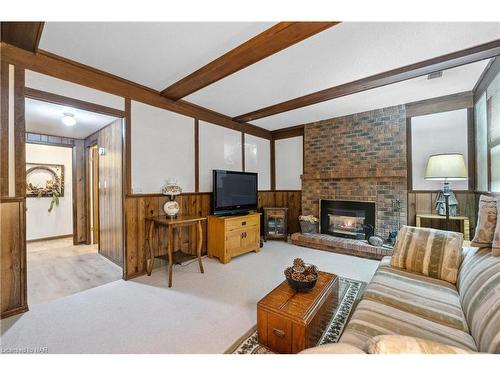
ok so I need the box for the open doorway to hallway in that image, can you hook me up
[25,96,123,305]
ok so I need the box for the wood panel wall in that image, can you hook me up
[97,120,124,266]
[124,190,302,279]
[124,193,211,278]
[407,192,477,238]
[73,139,86,243]
[1,198,28,318]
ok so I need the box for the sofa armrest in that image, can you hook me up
[299,343,366,354]
[365,335,473,354]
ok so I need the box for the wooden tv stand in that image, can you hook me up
[207,212,261,264]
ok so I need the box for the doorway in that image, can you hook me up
[24,96,123,305]
[88,144,99,245]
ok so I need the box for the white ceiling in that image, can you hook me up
[38,22,500,131]
[186,22,500,117]
[252,59,491,130]
[39,22,274,91]
[25,98,119,139]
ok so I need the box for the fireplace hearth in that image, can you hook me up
[320,200,375,240]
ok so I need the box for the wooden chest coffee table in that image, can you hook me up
[257,271,339,353]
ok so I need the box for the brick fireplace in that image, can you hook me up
[301,105,408,240]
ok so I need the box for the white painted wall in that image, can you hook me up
[244,134,271,190]
[26,144,73,241]
[131,101,195,194]
[411,109,469,191]
[275,136,303,190]
[25,70,124,110]
[199,121,242,192]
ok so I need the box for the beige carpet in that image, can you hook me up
[27,238,123,305]
[1,241,379,353]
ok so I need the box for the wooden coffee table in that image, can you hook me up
[257,271,339,354]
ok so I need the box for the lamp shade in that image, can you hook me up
[424,153,468,181]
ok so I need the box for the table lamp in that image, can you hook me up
[424,153,467,230]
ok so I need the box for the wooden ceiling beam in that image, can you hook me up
[160,22,339,100]
[234,39,500,123]
[0,22,44,53]
[1,42,272,140]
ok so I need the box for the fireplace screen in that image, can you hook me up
[320,200,375,240]
[328,209,366,239]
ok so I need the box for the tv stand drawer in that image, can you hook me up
[225,215,260,232]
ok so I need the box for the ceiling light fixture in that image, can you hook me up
[62,113,76,127]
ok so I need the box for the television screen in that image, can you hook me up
[212,170,258,215]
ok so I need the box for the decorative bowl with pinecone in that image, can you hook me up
[284,258,319,292]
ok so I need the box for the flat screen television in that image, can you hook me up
[212,170,258,216]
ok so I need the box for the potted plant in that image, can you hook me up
[299,215,318,234]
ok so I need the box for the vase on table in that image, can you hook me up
[161,180,182,217]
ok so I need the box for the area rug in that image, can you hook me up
[228,277,365,354]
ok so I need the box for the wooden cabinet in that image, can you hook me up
[207,212,261,264]
[263,207,288,241]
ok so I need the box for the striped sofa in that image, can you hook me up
[336,245,500,353]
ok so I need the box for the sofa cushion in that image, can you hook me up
[339,299,477,352]
[364,261,468,331]
[365,335,473,354]
[471,194,497,249]
[390,226,463,284]
[457,246,500,353]
[493,198,500,256]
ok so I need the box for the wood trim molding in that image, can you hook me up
[234,40,500,122]
[406,118,413,191]
[24,87,126,118]
[124,98,131,195]
[467,107,476,191]
[271,124,304,140]
[194,119,199,192]
[1,43,272,140]
[0,22,44,53]
[473,56,500,102]
[0,61,9,196]
[26,131,77,146]
[270,139,276,190]
[405,91,474,118]
[241,132,246,172]
[14,65,25,197]
[161,22,339,100]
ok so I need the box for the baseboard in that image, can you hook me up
[1,305,29,319]
[27,234,73,243]
[124,270,147,280]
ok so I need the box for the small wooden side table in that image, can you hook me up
[145,215,206,287]
[416,213,470,240]
[263,207,288,241]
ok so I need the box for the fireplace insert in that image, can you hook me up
[320,200,375,240]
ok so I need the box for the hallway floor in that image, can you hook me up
[27,238,122,305]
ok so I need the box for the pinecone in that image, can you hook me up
[305,274,316,282]
[305,265,318,275]
[293,258,304,268]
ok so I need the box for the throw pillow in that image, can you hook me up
[366,335,473,354]
[391,226,463,284]
[493,198,500,257]
[471,194,498,249]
